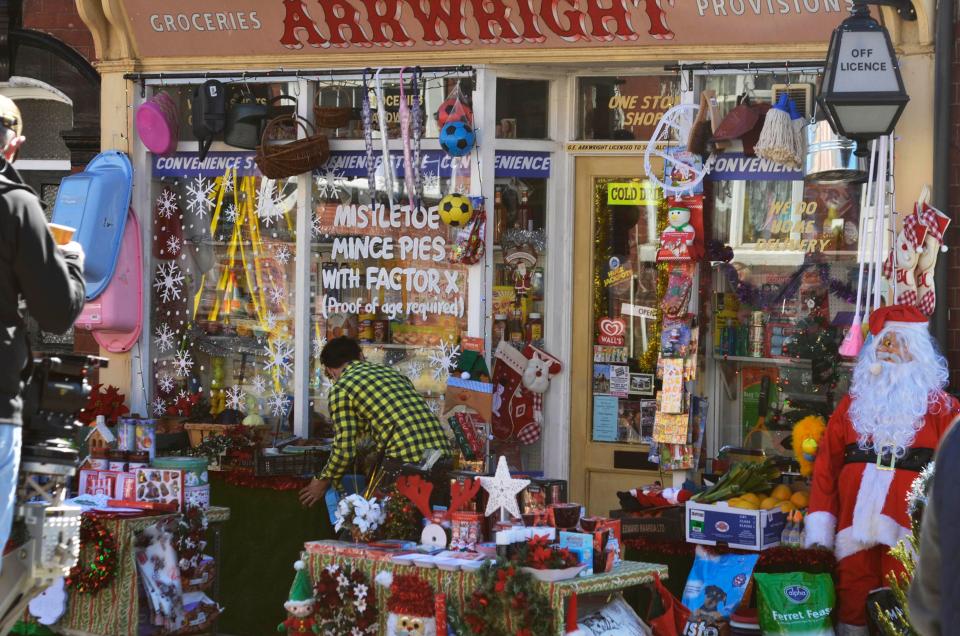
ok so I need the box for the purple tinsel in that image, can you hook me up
[719,262,858,310]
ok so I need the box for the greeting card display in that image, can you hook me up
[134,468,185,510]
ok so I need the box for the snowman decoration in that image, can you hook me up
[376,571,437,636]
[657,206,696,261]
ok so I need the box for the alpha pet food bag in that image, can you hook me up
[754,572,835,636]
[681,547,759,636]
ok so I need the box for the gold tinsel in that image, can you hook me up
[592,180,667,374]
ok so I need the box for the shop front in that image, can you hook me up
[64,1,943,633]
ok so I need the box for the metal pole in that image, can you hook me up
[932,0,953,351]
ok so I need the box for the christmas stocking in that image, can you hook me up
[491,342,532,442]
[914,202,951,316]
[517,345,562,445]
[882,216,925,308]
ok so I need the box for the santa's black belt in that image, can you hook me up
[843,444,934,472]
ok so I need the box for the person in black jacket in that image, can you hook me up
[0,94,85,561]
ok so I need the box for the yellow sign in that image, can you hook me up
[607,181,658,206]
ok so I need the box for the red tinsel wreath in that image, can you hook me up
[65,516,118,593]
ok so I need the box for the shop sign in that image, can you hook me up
[152,150,551,179]
[125,1,854,58]
[607,181,656,206]
[597,317,626,347]
[705,153,804,181]
[833,32,901,93]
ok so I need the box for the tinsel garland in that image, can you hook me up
[66,516,118,593]
[449,560,553,636]
[717,261,857,311]
[624,538,836,573]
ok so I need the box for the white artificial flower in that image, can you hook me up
[354,583,368,599]
[325,564,340,575]
[337,572,350,589]
[354,598,367,614]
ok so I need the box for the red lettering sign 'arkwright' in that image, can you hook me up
[279,0,675,49]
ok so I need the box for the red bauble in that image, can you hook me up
[437,98,473,127]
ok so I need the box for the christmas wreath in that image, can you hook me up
[313,563,378,634]
[65,516,117,593]
[449,560,553,636]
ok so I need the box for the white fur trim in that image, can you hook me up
[803,511,837,549]
[835,516,912,560]
[294,559,305,571]
[375,570,393,588]
[851,464,895,544]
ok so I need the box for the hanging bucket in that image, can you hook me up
[135,91,180,156]
[804,119,867,182]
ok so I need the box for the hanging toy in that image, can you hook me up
[439,121,475,157]
[437,97,473,127]
[914,199,951,316]
[438,193,473,227]
[450,196,486,265]
[399,67,417,211]
[791,414,826,477]
[881,213,927,308]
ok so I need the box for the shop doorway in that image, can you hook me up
[569,155,666,516]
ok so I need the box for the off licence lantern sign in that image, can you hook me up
[817,6,909,142]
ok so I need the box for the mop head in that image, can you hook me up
[755,94,797,167]
[838,318,864,357]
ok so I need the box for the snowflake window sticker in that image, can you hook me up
[154,323,176,353]
[268,286,286,306]
[223,203,239,224]
[312,336,327,359]
[165,235,181,256]
[185,176,216,219]
[154,262,185,303]
[156,372,175,394]
[152,396,167,416]
[264,339,294,378]
[314,168,345,200]
[157,189,179,220]
[268,391,290,417]
[256,181,286,227]
[172,349,194,378]
[406,360,425,383]
[225,385,246,411]
[251,375,267,395]
[428,340,461,382]
[274,245,291,266]
[311,212,324,240]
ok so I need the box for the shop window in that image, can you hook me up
[495,79,549,139]
[307,152,473,424]
[709,177,862,453]
[577,75,680,141]
[588,179,661,445]
[148,83,299,428]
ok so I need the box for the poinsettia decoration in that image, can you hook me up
[313,563,377,634]
[78,384,129,425]
[166,392,201,417]
[514,535,580,570]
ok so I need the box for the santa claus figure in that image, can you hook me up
[805,304,960,634]
[376,571,437,636]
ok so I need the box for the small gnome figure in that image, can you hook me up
[376,571,437,636]
[277,561,319,636]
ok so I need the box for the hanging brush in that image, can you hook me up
[788,97,806,170]
[755,93,796,167]
[838,138,877,357]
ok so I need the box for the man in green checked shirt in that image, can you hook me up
[299,337,452,507]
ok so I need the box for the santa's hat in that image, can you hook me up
[377,571,434,618]
[917,201,951,251]
[901,213,929,254]
[868,304,927,336]
[286,561,313,604]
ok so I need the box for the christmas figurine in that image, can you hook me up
[882,213,927,308]
[376,571,437,636]
[656,206,696,261]
[505,247,536,300]
[277,561,319,636]
[805,305,960,633]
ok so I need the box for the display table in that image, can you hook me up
[305,552,668,635]
[56,506,230,636]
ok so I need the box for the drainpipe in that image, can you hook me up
[932,0,953,348]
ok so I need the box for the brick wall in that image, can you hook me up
[947,18,960,389]
[22,0,95,61]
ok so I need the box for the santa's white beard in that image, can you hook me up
[849,326,948,456]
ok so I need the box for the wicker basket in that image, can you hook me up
[314,85,355,129]
[255,115,329,179]
[255,448,328,477]
[184,423,233,448]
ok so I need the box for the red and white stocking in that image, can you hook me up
[914,202,951,316]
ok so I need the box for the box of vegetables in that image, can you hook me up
[685,459,793,551]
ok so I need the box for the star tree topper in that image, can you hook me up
[478,456,530,520]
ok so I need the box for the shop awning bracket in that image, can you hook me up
[123,65,475,84]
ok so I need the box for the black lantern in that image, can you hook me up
[817,0,914,144]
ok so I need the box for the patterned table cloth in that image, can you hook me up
[305,553,668,635]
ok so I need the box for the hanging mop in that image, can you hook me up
[755,93,796,167]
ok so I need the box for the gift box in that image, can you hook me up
[134,467,185,510]
[450,511,483,551]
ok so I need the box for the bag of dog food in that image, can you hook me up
[681,547,759,636]
[754,572,835,635]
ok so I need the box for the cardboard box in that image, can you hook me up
[685,501,786,551]
[612,506,684,541]
[134,467,184,510]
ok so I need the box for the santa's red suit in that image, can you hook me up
[805,306,960,628]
